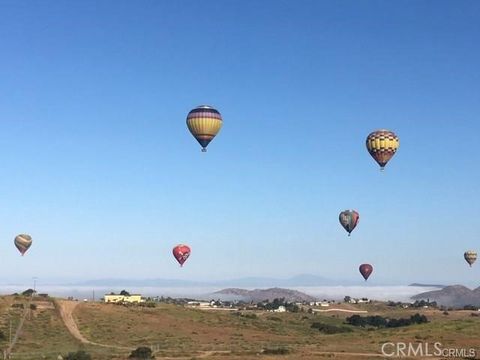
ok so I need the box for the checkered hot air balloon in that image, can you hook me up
[464,251,477,267]
[186,105,223,152]
[366,129,399,170]
[339,210,359,236]
[14,234,32,256]
[173,244,191,267]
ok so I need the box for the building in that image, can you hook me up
[104,294,143,303]
[274,306,286,313]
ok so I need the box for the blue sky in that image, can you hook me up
[0,0,479,285]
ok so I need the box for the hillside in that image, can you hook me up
[411,285,480,307]
[0,295,480,359]
[213,287,317,302]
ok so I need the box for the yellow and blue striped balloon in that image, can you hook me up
[186,105,223,152]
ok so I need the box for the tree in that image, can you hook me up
[22,289,35,296]
[344,296,351,303]
[120,290,131,296]
[129,346,154,359]
[64,350,92,360]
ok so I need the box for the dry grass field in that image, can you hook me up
[0,296,479,359]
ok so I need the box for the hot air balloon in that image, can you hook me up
[339,210,359,236]
[366,129,399,170]
[359,264,373,281]
[464,251,477,267]
[186,105,223,152]
[14,234,32,256]
[173,244,191,267]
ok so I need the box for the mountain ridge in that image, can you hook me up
[213,287,317,302]
[412,285,480,307]
[71,274,350,287]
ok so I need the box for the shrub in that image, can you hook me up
[266,316,282,322]
[22,289,35,296]
[262,347,290,355]
[64,350,92,360]
[311,322,353,334]
[345,313,428,328]
[129,346,154,359]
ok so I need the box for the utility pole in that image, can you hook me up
[92,289,95,302]
[32,277,38,296]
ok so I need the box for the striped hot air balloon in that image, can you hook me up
[464,251,477,267]
[173,244,191,267]
[14,234,32,256]
[366,129,399,170]
[186,105,223,152]
[339,210,359,236]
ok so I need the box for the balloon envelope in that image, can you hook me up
[464,251,477,267]
[186,105,223,152]
[366,130,399,169]
[359,263,373,281]
[14,234,32,256]
[173,244,191,266]
[339,210,359,236]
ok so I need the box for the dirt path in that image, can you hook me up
[312,308,368,313]
[5,299,32,358]
[56,300,423,360]
[55,300,231,359]
[55,300,132,350]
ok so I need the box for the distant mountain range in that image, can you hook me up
[72,274,351,288]
[409,283,446,288]
[412,285,480,307]
[214,287,317,302]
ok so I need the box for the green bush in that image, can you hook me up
[311,322,353,334]
[64,350,92,360]
[129,346,154,359]
[345,313,428,328]
[266,316,282,322]
[262,347,290,355]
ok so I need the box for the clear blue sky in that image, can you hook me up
[0,0,479,285]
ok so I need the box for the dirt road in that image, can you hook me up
[55,300,132,350]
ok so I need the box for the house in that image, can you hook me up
[104,294,144,303]
[319,302,330,307]
[274,306,286,313]
[357,299,370,304]
[187,301,211,308]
